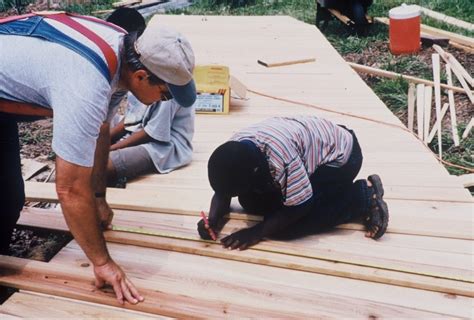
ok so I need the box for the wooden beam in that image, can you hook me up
[17,208,474,297]
[419,7,474,32]
[423,85,432,144]
[432,45,473,87]
[407,83,416,132]
[432,53,442,157]
[416,84,425,140]
[446,64,460,146]
[257,57,316,68]
[348,62,470,94]
[427,103,449,144]
[432,45,474,103]
[0,256,297,318]
[0,291,159,319]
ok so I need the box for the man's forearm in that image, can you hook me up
[56,157,110,266]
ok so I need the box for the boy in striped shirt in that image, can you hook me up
[198,116,389,250]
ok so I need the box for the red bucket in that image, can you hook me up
[389,4,421,55]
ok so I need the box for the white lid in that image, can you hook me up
[389,4,420,19]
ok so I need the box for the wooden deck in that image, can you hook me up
[1,15,473,318]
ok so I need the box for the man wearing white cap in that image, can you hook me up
[0,12,195,304]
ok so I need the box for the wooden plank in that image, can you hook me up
[19,207,474,289]
[419,7,474,31]
[1,252,470,319]
[423,85,432,143]
[457,174,474,188]
[416,83,425,140]
[432,53,442,157]
[446,64,460,146]
[55,241,474,315]
[348,62,470,94]
[427,103,450,144]
[21,159,48,181]
[433,45,474,103]
[407,82,416,132]
[0,291,161,319]
[257,57,316,68]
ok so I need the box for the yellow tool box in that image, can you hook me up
[192,65,230,114]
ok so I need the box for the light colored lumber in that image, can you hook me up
[19,207,474,293]
[450,41,474,54]
[0,291,161,319]
[433,45,474,103]
[446,64,460,146]
[407,82,416,131]
[54,240,474,316]
[327,8,352,25]
[257,57,316,68]
[0,256,300,319]
[432,53,442,157]
[21,159,47,181]
[423,85,432,143]
[457,174,474,188]
[375,17,474,49]
[348,62,470,94]
[432,45,473,87]
[416,84,425,140]
[462,117,473,139]
[112,0,141,7]
[427,103,450,143]
[419,7,474,31]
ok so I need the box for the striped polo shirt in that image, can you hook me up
[231,116,354,207]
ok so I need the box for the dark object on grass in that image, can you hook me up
[106,7,146,36]
[316,0,373,36]
[421,34,450,47]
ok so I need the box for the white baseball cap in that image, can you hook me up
[135,23,196,107]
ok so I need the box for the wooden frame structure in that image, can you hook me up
[1,16,472,318]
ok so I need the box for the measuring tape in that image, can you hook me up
[109,224,472,283]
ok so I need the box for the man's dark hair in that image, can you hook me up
[106,7,146,36]
[208,141,260,196]
[122,32,164,86]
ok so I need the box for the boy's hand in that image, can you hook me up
[197,219,217,240]
[221,226,262,250]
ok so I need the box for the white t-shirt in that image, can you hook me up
[0,17,124,167]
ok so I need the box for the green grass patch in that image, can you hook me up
[429,125,474,175]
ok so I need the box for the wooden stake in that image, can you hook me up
[427,103,450,144]
[348,62,469,94]
[423,86,432,143]
[432,46,473,87]
[257,58,316,68]
[407,83,416,132]
[433,45,474,103]
[432,53,443,158]
[416,84,425,140]
[462,118,473,139]
[446,65,460,146]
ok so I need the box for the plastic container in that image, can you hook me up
[389,4,421,55]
